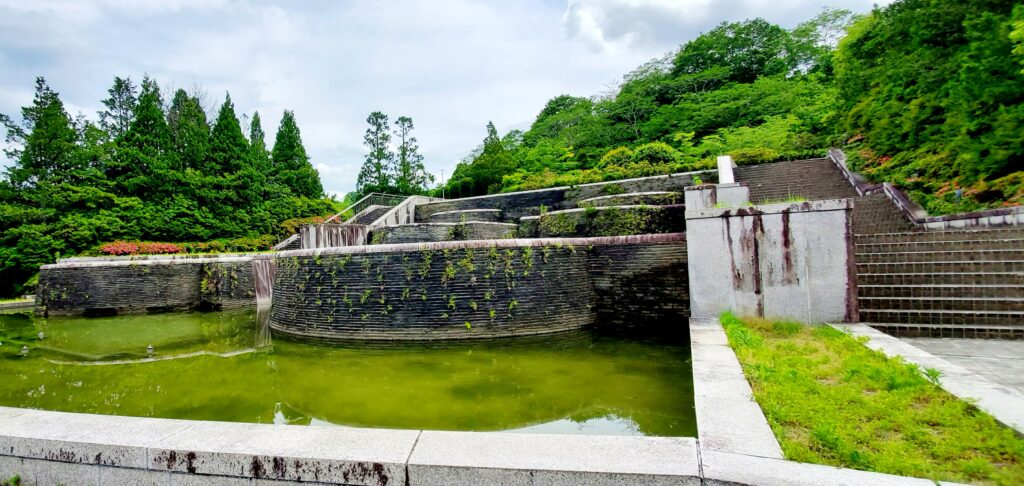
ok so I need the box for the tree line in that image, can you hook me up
[0,76,333,296]
[438,0,1023,215]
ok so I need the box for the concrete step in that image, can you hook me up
[859,308,1024,327]
[346,205,394,225]
[864,323,1024,339]
[859,296,1024,312]
[856,249,1024,263]
[857,272,1024,286]
[856,238,1024,253]
[858,284,1024,299]
[857,227,1024,244]
[857,260,1024,274]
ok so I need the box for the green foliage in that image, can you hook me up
[720,312,1024,484]
[271,110,322,198]
[835,0,1024,212]
[437,13,850,197]
[0,76,334,297]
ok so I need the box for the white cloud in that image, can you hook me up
[0,0,889,195]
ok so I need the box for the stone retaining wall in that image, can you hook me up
[416,171,709,222]
[370,222,517,245]
[270,234,688,341]
[35,256,257,316]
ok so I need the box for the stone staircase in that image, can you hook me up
[735,158,859,204]
[856,227,1024,338]
[347,205,393,225]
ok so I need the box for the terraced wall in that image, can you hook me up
[269,234,688,341]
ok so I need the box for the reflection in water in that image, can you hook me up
[0,309,695,437]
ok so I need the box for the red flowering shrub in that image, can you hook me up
[100,241,139,255]
[136,242,183,255]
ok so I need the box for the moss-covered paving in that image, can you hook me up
[720,312,1024,485]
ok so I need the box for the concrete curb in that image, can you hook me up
[835,323,1024,434]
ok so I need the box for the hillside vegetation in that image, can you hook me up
[439,0,1023,215]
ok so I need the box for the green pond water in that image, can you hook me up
[0,309,696,437]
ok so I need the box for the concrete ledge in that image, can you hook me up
[407,432,699,485]
[837,324,1024,434]
[685,198,853,220]
[689,319,784,459]
[277,233,686,258]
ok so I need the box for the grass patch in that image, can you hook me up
[720,312,1024,485]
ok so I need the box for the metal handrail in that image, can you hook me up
[325,192,408,223]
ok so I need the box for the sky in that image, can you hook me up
[0,0,890,197]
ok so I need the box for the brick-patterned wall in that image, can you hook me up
[36,258,256,316]
[270,236,689,341]
[590,242,689,334]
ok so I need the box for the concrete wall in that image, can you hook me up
[416,171,710,222]
[686,199,856,323]
[299,224,369,249]
[35,255,258,316]
[270,234,688,341]
[684,184,750,210]
[369,195,442,227]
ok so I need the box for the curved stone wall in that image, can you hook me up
[269,234,687,341]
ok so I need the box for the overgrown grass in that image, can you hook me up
[720,312,1024,485]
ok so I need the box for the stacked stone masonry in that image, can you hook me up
[269,235,688,341]
[35,257,257,316]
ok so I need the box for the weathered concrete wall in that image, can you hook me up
[416,171,710,222]
[300,224,369,249]
[684,184,750,210]
[270,234,687,341]
[370,222,517,244]
[35,255,258,316]
[686,200,856,323]
[369,195,442,227]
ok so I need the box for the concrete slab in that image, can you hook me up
[0,409,196,468]
[700,450,946,486]
[840,324,1024,434]
[27,458,101,486]
[689,321,784,459]
[148,421,419,485]
[407,431,699,485]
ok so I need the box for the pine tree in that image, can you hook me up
[248,111,271,174]
[207,93,249,175]
[393,116,433,194]
[166,89,210,172]
[356,111,394,195]
[271,110,323,198]
[98,77,137,140]
[1,77,79,188]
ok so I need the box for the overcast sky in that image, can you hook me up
[0,0,890,197]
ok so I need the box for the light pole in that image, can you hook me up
[440,169,445,199]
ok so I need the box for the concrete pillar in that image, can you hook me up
[685,199,857,324]
[716,155,736,185]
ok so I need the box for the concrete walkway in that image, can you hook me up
[901,338,1024,395]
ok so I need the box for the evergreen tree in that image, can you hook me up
[248,111,271,174]
[393,116,433,194]
[207,93,249,175]
[166,89,210,172]
[0,77,79,188]
[109,76,171,196]
[356,111,394,195]
[271,110,323,198]
[98,76,138,140]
